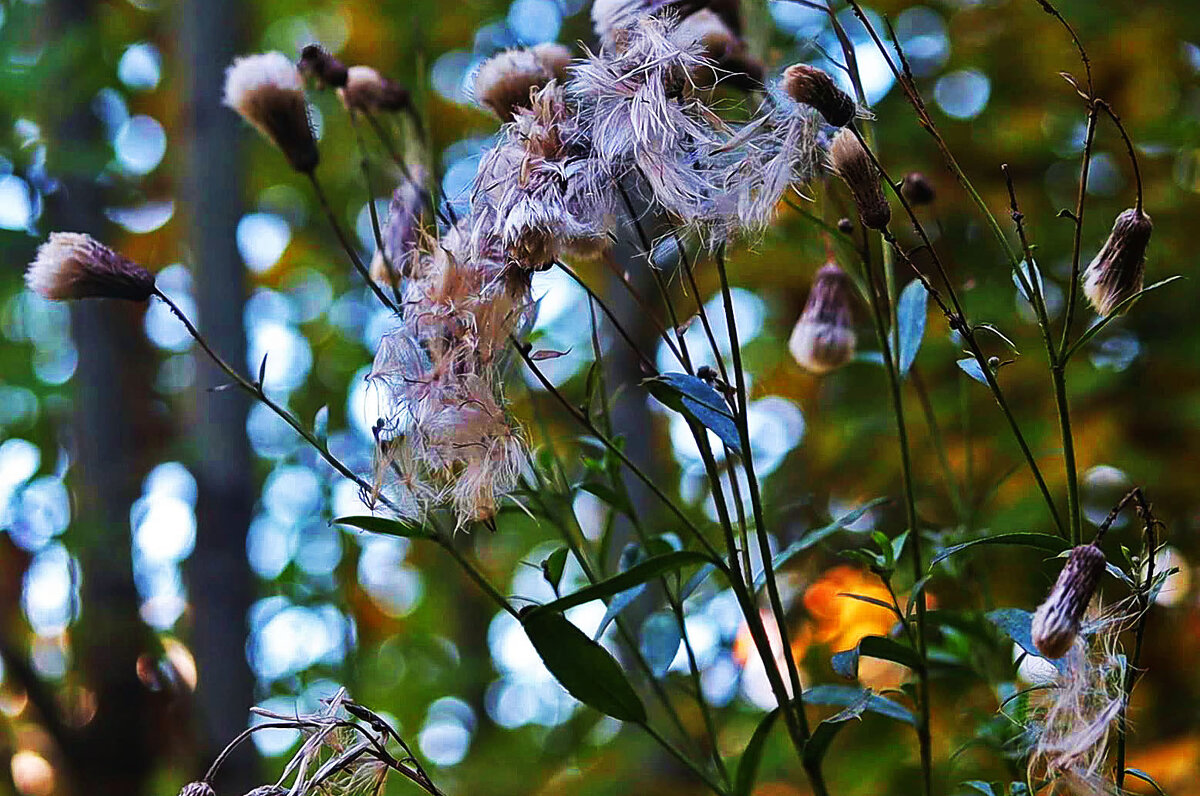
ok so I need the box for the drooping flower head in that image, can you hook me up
[473,44,573,121]
[297,43,348,88]
[1031,543,1106,660]
[339,65,410,113]
[370,164,428,288]
[223,52,319,173]
[1082,207,1152,317]
[782,63,856,128]
[788,263,856,374]
[828,128,890,230]
[26,233,156,302]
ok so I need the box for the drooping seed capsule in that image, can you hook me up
[1031,543,1106,659]
[1082,208,1153,317]
[828,128,891,231]
[900,172,936,206]
[788,263,857,374]
[223,52,319,173]
[782,63,856,127]
[340,66,410,113]
[25,233,156,303]
[297,44,348,88]
[472,46,569,121]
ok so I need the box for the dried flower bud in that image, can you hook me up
[788,263,856,374]
[828,128,891,231]
[530,43,573,82]
[900,172,936,206]
[179,782,216,796]
[26,233,156,302]
[782,63,856,127]
[836,217,854,234]
[1082,208,1152,317]
[224,52,319,173]
[473,48,562,121]
[339,65,409,112]
[298,44,348,88]
[1031,543,1106,659]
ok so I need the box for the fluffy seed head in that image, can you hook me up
[340,65,410,112]
[473,48,565,121]
[297,44,348,88]
[242,787,286,796]
[828,128,890,230]
[900,172,936,206]
[1031,544,1106,660]
[789,263,856,374]
[674,9,763,87]
[224,52,319,173]
[179,783,216,796]
[782,63,856,127]
[1082,208,1152,317]
[26,233,156,302]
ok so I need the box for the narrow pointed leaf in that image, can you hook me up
[521,610,646,722]
[755,499,887,592]
[644,373,741,454]
[803,688,873,768]
[1064,275,1184,361]
[528,551,714,616]
[334,515,434,539]
[831,635,924,680]
[541,547,569,591]
[957,357,990,385]
[930,532,1068,570]
[639,612,682,676]
[735,706,781,796]
[896,279,928,376]
[803,684,916,725]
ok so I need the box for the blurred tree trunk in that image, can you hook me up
[47,0,164,792]
[179,0,258,791]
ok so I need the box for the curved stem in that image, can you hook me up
[307,171,399,313]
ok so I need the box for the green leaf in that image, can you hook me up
[963,781,997,796]
[541,547,570,591]
[929,532,1069,570]
[592,585,646,640]
[803,688,873,768]
[831,635,924,680]
[802,684,916,725]
[528,551,714,616]
[839,592,902,620]
[735,706,781,796]
[1064,275,1184,361]
[334,515,434,539]
[577,481,633,516]
[1124,768,1168,796]
[755,498,888,592]
[957,357,990,385]
[987,609,1066,672]
[639,612,682,676]
[896,279,928,376]
[681,562,718,601]
[644,372,742,454]
[521,609,647,723]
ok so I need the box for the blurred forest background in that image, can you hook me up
[0,0,1198,794]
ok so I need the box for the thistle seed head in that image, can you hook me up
[1082,207,1152,317]
[900,171,936,206]
[223,51,319,173]
[1031,544,1106,660]
[473,47,566,121]
[340,65,410,113]
[178,783,216,796]
[782,63,856,127]
[26,233,156,302]
[297,43,348,88]
[788,263,857,374]
[828,128,890,230]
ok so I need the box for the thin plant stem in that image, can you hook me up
[347,110,402,304]
[1058,107,1099,356]
[1096,100,1144,212]
[434,535,519,618]
[153,289,397,515]
[910,365,966,521]
[307,171,399,313]
[639,720,731,796]
[714,249,829,796]
[855,238,934,796]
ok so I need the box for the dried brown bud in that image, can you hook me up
[473,47,566,121]
[782,63,856,127]
[224,52,319,173]
[1031,543,1106,659]
[179,782,216,796]
[298,44,348,88]
[788,263,856,374]
[900,172,936,206]
[836,217,854,234]
[340,66,410,113]
[828,128,891,231]
[1083,208,1152,317]
[26,233,156,302]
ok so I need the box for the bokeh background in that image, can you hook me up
[0,0,1198,794]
